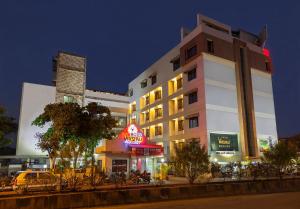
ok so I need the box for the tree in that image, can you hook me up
[35,128,59,169]
[0,105,17,148]
[32,102,116,178]
[173,139,209,184]
[79,102,116,185]
[32,103,83,170]
[263,141,297,179]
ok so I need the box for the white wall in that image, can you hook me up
[17,84,130,156]
[204,56,240,133]
[85,90,129,112]
[17,83,56,156]
[203,55,242,161]
[251,69,278,143]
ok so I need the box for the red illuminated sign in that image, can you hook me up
[117,124,164,156]
[263,48,272,73]
[118,124,147,145]
[263,48,270,58]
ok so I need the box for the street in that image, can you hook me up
[83,192,300,209]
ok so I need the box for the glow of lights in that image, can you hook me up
[262,48,270,58]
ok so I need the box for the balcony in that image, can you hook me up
[168,74,183,96]
[169,118,185,136]
[140,86,162,110]
[169,95,184,116]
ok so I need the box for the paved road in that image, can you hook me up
[83,192,300,209]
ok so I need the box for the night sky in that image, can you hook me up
[0,1,299,138]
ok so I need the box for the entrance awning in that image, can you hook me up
[128,144,162,149]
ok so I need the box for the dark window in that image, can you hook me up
[97,160,102,169]
[177,98,183,110]
[189,117,198,128]
[155,108,162,119]
[112,160,127,172]
[154,91,162,101]
[155,126,162,136]
[128,89,133,96]
[265,61,271,72]
[141,80,147,88]
[145,129,150,137]
[207,39,214,53]
[187,68,197,81]
[188,91,198,104]
[151,75,157,85]
[177,77,183,89]
[178,120,184,131]
[172,58,180,71]
[145,96,150,105]
[186,45,197,59]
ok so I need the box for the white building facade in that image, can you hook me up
[127,14,277,163]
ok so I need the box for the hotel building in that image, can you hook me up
[16,14,277,173]
[127,14,277,163]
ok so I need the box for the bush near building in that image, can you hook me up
[172,139,209,184]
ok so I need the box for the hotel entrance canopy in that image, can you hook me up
[117,124,163,157]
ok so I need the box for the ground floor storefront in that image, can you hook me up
[96,124,165,178]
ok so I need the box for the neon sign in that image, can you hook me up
[118,124,146,145]
[262,48,270,58]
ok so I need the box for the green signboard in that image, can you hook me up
[210,133,239,151]
[259,138,271,152]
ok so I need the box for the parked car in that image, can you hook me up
[12,170,60,191]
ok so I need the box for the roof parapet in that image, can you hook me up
[180,27,192,41]
[197,13,231,34]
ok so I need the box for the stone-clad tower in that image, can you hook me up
[52,52,86,106]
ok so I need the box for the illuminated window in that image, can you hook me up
[155,108,163,119]
[131,103,136,112]
[189,117,198,128]
[131,118,136,124]
[155,126,162,136]
[63,95,75,103]
[177,98,183,110]
[178,120,184,131]
[188,91,198,104]
[177,77,183,89]
[145,95,150,105]
[145,112,150,122]
[154,90,162,101]
[176,142,185,151]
